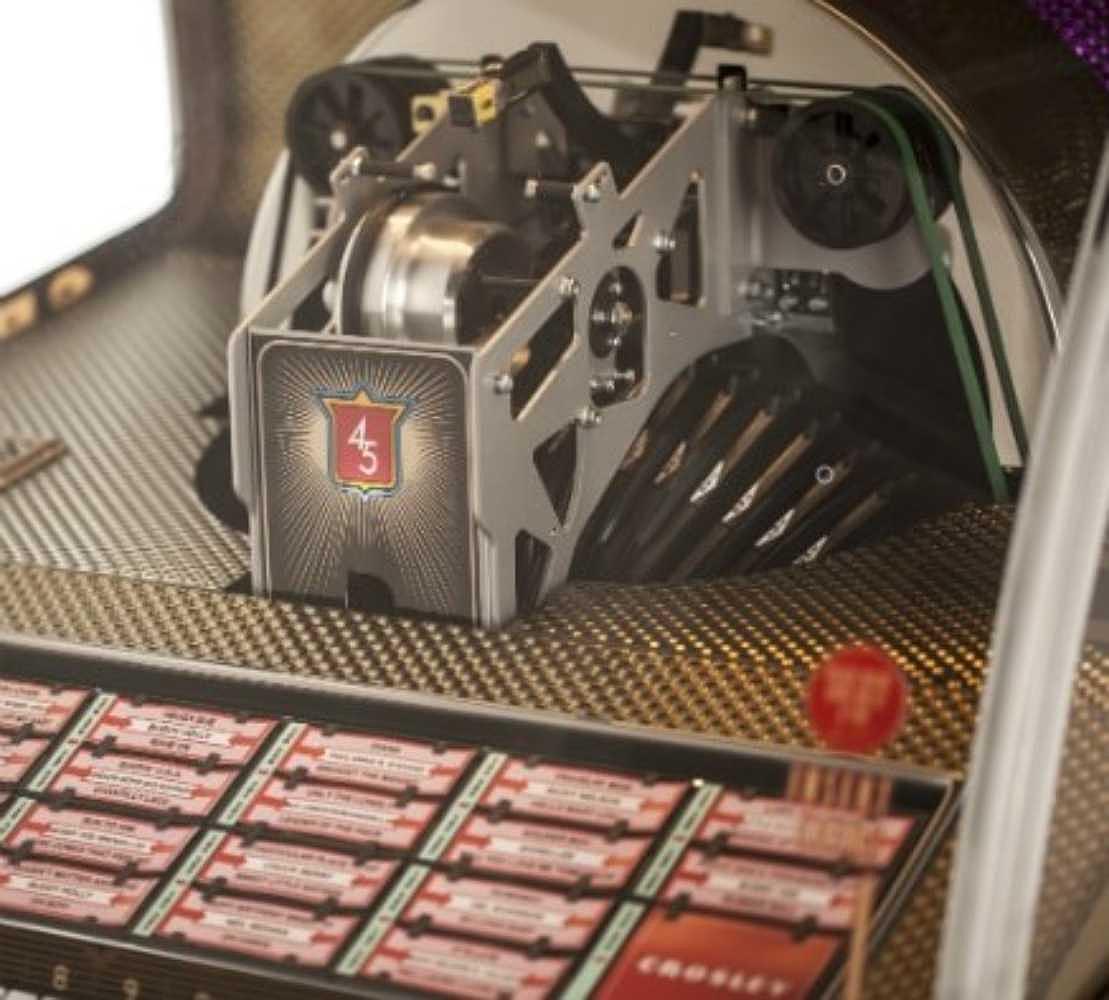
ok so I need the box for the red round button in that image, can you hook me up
[806,645,907,754]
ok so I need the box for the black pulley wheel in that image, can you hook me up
[286,58,445,192]
[772,92,952,250]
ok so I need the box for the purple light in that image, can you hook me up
[1029,0,1109,89]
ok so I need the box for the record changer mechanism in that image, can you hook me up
[230,20,1021,627]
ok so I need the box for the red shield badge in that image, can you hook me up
[321,388,406,495]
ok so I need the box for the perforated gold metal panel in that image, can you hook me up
[0,504,1005,769]
[0,2,1103,993]
[1,503,1106,996]
[0,504,1004,996]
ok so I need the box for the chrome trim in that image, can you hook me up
[937,139,1109,997]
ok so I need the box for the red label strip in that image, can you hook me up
[0,735,50,785]
[48,749,235,818]
[240,778,436,849]
[697,794,913,867]
[200,834,397,909]
[5,804,193,873]
[661,849,859,929]
[157,888,355,968]
[0,681,85,735]
[404,872,609,949]
[89,698,275,766]
[362,927,567,1000]
[482,759,687,833]
[0,857,155,927]
[280,727,473,796]
[444,815,650,890]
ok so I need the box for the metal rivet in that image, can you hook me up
[558,276,580,298]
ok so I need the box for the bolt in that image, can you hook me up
[577,407,603,428]
[328,155,359,191]
[825,162,848,186]
[583,182,603,203]
[558,276,580,299]
[609,300,634,331]
[815,464,835,486]
[490,373,514,394]
[652,230,677,254]
[743,23,773,54]
[589,375,617,394]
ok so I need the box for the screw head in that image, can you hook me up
[583,182,602,203]
[576,407,602,428]
[589,375,617,394]
[490,373,514,394]
[558,276,580,299]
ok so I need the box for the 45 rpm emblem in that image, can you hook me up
[321,388,406,495]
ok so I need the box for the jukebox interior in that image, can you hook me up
[0,3,1100,999]
[223,15,1026,629]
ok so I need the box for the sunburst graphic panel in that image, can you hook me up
[255,339,473,617]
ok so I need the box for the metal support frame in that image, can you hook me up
[230,92,754,625]
[469,93,746,622]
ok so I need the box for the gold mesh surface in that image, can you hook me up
[0,3,1100,992]
[0,505,1006,770]
[0,504,1004,997]
[0,503,1104,998]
